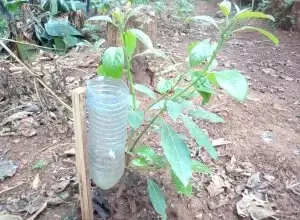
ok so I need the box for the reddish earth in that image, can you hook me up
[1,1,300,220]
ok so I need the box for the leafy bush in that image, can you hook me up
[90,1,278,218]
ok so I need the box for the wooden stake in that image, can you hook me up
[72,87,93,220]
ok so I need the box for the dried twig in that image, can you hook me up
[0,182,25,195]
[26,201,47,220]
[0,40,72,112]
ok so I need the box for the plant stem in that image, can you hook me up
[145,71,188,112]
[122,30,137,111]
[130,107,165,150]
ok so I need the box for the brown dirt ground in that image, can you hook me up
[1,1,300,220]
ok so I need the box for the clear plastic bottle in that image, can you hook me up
[86,77,129,189]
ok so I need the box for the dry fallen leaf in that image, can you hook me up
[247,172,261,189]
[212,138,231,147]
[32,174,40,190]
[0,111,32,126]
[51,179,70,193]
[206,175,226,197]
[236,192,276,220]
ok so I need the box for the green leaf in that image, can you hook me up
[215,70,248,102]
[189,40,215,67]
[219,0,231,17]
[166,101,183,121]
[53,37,67,55]
[102,47,124,79]
[59,0,70,11]
[147,179,167,220]
[128,29,153,49]
[124,31,137,58]
[187,16,220,31]
[63,35,78,48]
[156,77,173,94]
[182,115,217,160]
[134,145,156,159]
[17,42,38,61]
[45,19,82,36]
[161,125,191,187]
[131,158,149,167]
[187,41,198,54]
[171,170,193,196]
[191,160,211,174]
[96,65,106,76]
[128,110,144,129]
[134,84,156,99]
[70,0,76,11]
[134,146,168,168]
[234,3,240,13]
[33,159,48,169]
[5,0,27,12]
[235,11,275,21]
[188,109,224,123]
[234,26,279,45]
[191,71,214,105]
[199,91,211,105]
[88,15,113,23]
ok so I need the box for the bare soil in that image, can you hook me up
[1,1,300,220]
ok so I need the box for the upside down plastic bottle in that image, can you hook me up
[86,77,129,189]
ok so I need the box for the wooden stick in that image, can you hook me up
[72,87,93,220]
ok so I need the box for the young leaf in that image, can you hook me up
[182,115,218,160]
[156,77,173,94]
[191,160,211,174]
[124,31,137,58]
[189,40,215,67]
[147,179,167,220]
[96,65,106,76]
[166,101,183,121]
[171,170,193,196]
[161,125,191,187]
[128,110,144,129]
[131,158,149,167]
[187,41,198,54]
[188,109,224,123]
[191,71,214,105]
[102,47,124,79]
[134,84,156,99]
[128,29,153,49]
[215,70,248,102]
[234,3,240,13]
[234,26,279,45]
[134,145,155,157]
[186,16,220,31]
[134,146,168,168]
[88,15,113,23]
[219,0,231,17]
[235,11,275,21]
